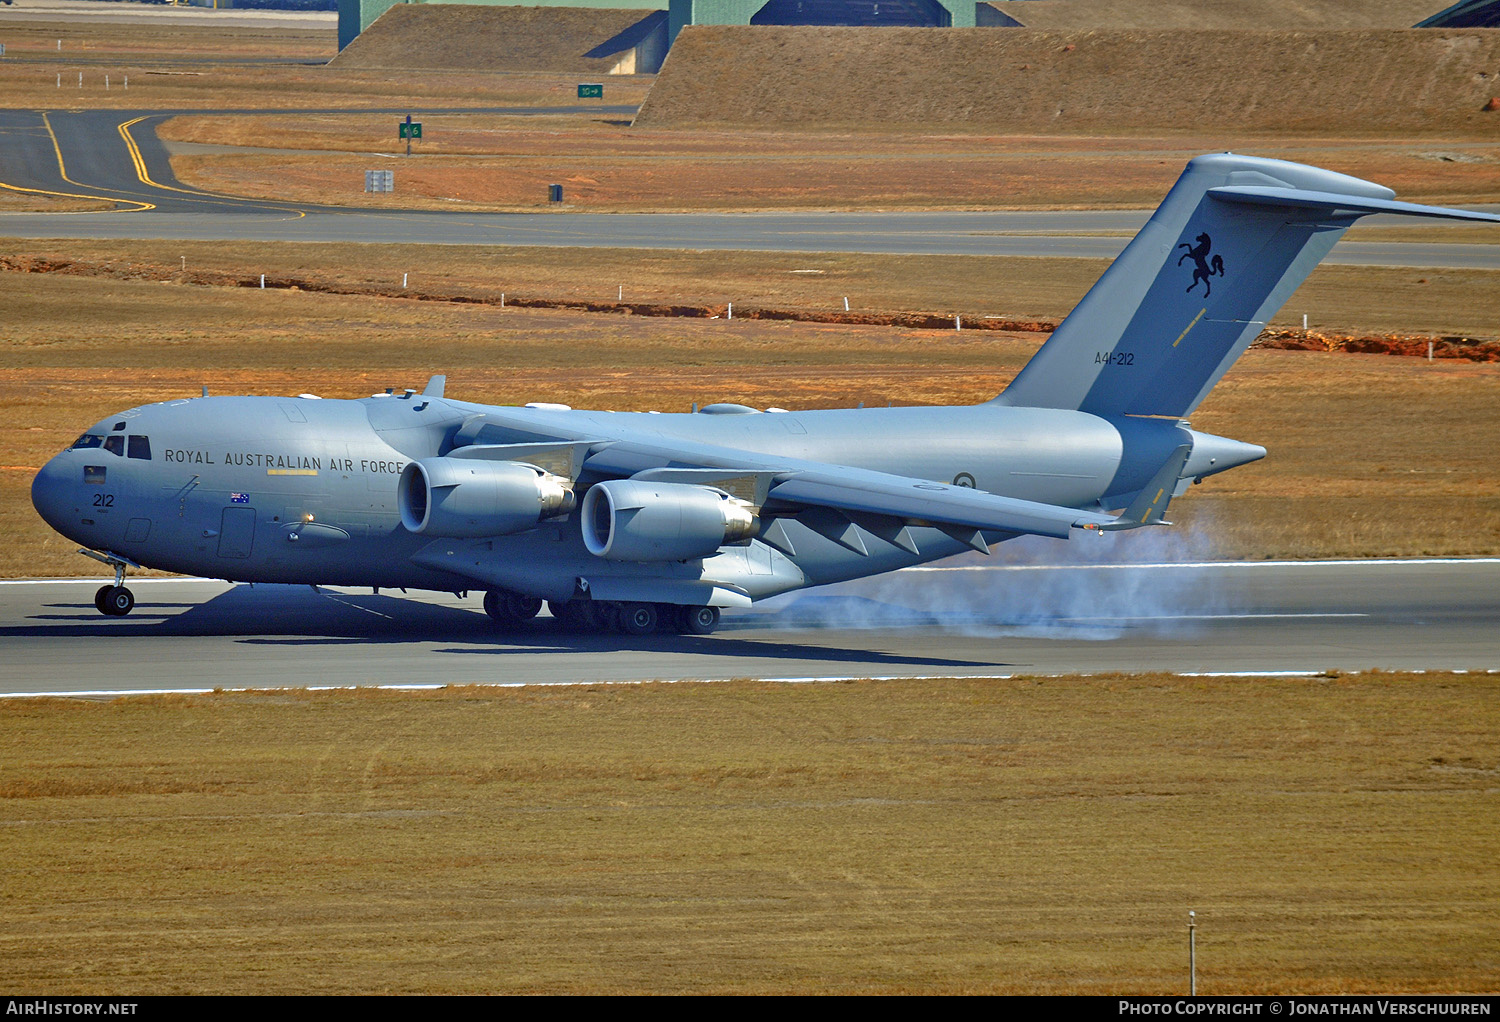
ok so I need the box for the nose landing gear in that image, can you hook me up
[94,584,135,617]
[80,549,139,617]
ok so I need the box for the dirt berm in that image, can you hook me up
[329,4,660,73]
[984,0,1444,30]
[635,26,1500,135]
[7,255,1496,361]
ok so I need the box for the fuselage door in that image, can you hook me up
[217,506,256,559]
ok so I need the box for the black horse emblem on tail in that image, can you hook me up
[1177,232,1225,296]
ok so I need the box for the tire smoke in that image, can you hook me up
[747,511,1229,638]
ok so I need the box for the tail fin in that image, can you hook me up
[995,153,1500,417]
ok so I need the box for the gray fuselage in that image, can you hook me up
[31,392,1225,602]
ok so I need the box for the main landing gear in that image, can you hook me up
[80,549,138,617]
[481,589,721,636]
[482,588,543,627]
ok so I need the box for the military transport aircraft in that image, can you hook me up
[30,154,1500,635]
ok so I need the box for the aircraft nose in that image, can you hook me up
[31,455,74,533]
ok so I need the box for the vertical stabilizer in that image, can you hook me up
[994,154,1499,417]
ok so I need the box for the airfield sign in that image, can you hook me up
[399,114,422,156]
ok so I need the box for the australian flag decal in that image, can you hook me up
[230,492,250,504]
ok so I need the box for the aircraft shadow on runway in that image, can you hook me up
[20,586,1005,669]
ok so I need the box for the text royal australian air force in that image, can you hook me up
[161,448,406,476]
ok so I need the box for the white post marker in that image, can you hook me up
[1429,341,1434,361]
[1188,911,1197,996]
[260,274,265,289]
[78,72,82,88]
[500,292,505,308]
[727,302,733,320]
[618,285,623,301]
[57,73,61,88]
[955,315,961,330]
[402,273,408,289]
[1303,314,1308,330]
[181,256,186,271]
[105,75,109,90]
[844,296,849,311]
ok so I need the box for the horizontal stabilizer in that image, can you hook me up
[1207,186,1500,223]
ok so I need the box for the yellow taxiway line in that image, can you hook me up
[118,115,306,217]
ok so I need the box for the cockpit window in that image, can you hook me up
[127,435,151,460]
[103,435,124,457]
[70,433,104,450]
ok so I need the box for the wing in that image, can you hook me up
[451,415,1188,542]
[631,461,1109,540]
[759,444,1189,539]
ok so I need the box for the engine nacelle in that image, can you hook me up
[582,480,758,562]
[399,457,574,538]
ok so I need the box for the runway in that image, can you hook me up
[2,109,1499,266]
[2,558,1495,696]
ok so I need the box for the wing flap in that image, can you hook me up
[1090,445,1190,531]
[766,445,1194,540]
[768,474,1115,540]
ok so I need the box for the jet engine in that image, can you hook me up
[399,457,575,538]
[581,480,758,562]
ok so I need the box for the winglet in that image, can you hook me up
[1085,445,1191,532]
[423,375,446,399]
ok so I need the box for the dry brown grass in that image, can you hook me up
[986,0,1442,30]
[2,674,1496,994]
[2,241,1498,576]
[637,27,1500,137]
[158,116,1500,211]
[168,145,1500,213]
[329,4,662,73]
[0,61,650,114]
[0,189,112,213]
[0,12,334,63]
[6,239,1499,342]
[0,8,649,113]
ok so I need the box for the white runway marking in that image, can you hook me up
[1054,613,1368,622]
[7,668,1496,701]
[904,557,1500,572]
